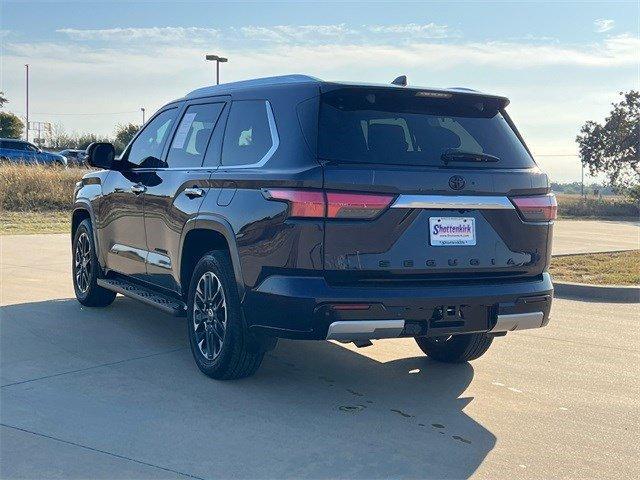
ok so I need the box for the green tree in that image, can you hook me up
[48,123,77,149]
[76,133,111,150]
[0,91,8,109]
[626,184,640,202]
[577,91,639,189]
[113,123,139,153]
[0,112,24,138]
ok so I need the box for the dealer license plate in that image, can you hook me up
[429,217,476,246]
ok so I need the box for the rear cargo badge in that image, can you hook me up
[449,175,466,190]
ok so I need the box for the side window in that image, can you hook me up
[434,117,483,153]
[6,141,25,151]
[362,118,414,152]
[221,100,274,166]
[126,108,177,166]
[202,104,229,167]
[166,103,224,168]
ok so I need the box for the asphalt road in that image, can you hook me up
[1,233,639,480]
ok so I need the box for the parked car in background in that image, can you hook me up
[72,75,555,380]
[59,148,87,166]
[0,138,67,166]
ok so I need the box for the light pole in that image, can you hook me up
[141,107,146,124]
[25,64,29,141]
[205,54,228,85]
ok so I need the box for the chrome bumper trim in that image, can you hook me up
[390,195,514,210]
[326,320,405,342]
[490,312,545,332]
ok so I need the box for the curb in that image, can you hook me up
[554,281,640,303]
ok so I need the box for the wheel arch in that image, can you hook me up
[72,202,110,274]
[71,206,91,238]
[179,216,245,300]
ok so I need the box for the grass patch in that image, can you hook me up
[0,163,87,212]
[550,250,640,286]
[0,211,70,235]
[0,164,83,234]
[556,194,639,220]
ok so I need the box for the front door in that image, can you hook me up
[99,107,179,278]
[142,100,227,291]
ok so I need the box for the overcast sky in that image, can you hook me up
[1,0,638,182]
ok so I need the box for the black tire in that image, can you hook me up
[72,219,116,307]
[187,250,264,380]
[415,333,493,363]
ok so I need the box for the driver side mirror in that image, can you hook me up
[86,142,116,170]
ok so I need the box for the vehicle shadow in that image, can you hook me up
[1,297,495,479]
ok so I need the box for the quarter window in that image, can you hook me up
[126,108,177,166]
[221,100,274,166]
[167,103,225,168]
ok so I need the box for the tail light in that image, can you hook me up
[511,194,557,222]
[265,189,394,219]
[326,192,395,219]
[265,189,325,217]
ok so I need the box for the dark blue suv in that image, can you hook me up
[72,75,555,380]
[0,138,67,166]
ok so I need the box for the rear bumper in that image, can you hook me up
[244,273,553,340]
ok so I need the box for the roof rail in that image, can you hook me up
[186,74,321,98]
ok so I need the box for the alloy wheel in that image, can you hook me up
[193,271,227,360]
[74,232,92,294]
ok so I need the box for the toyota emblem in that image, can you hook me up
[449,175,466,190]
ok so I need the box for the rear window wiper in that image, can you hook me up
[441,150,500,164]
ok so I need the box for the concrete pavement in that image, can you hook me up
[552,219,639,255]
[1,233,639,479]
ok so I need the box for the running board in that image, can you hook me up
[97,278,187,317]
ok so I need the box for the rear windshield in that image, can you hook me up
[318,88,534,168]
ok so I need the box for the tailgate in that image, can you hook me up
[322,164,552,284]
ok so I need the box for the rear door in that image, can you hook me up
[142,99,227,292]
[318,86,553,284]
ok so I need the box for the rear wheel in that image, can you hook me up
[415,333,493,363]
[72,219,116,307]
[187,250,264,380]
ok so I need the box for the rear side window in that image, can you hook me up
[167,103,225,168]
[318,88,534,168]
[221,100,274,166]
[126,108,177,166]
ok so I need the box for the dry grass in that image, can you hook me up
[0,210,70,235]
[550,250,640,286]
[0,163,88,212]
[556,194,639,220]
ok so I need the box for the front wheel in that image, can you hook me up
[415,333,493,363]
[187,251,265,380]
[72,219,116,307]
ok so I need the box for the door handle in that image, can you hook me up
[184,187,205,198]
[130,184,147,195]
